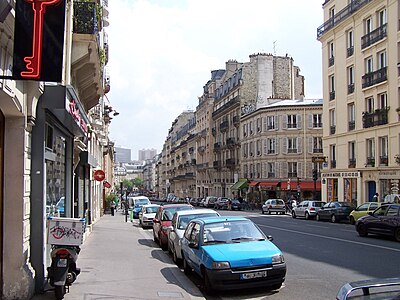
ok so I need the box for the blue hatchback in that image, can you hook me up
[181,216,286,293]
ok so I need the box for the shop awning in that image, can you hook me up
[249,181,259,187]
[281,181,321,191]
[259,182,279,189]
[231,178,248,190]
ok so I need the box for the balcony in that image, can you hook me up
[197,146,205,153]
[220,120,229,132]
[362,108,389,128]
[213,161,222,169]
[288,172,298,178]
[380,156,388,166]
[348,83,354,94]
[267,172,275,178]
[348,159,356,168]
[213,142,221,152]
[362,67,387,89]
[329,91,335,100]
[313,148,323,154]
[328,57,335,67]
[317,0,373,39]
[330,125,336,134]
[226,137,236,148]
[366,157,375,167]
[331,160,336,169]
[72,1,103,110]
[288,149,298,154]
[212,96,240,118]
[226,158,236,168]
[361,24,387,49]
[348,121,355,131]
[233,115,240,127]
[347,46,354,57]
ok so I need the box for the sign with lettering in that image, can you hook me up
[13,0,65,81]
[321,172,361,178]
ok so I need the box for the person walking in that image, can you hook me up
[110,200,116,216]
[372,193,379,202]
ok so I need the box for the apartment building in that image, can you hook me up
[241,99,323,204]
[318,0,400,205]
[0,1,112,298]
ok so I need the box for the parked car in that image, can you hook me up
[189,198,199,206]
[262,199,286,215]
[138,204,160,228]
[204,196,218,208]
[152,204,194,250]
[168,209,220,265]
[355,204,400,242]
[198,198,206,207]
[230,199,242,211]
[292,200,326,220]
[316,201,354,223]
[181,216,286,293]
[349,202,380,225]
[214,197,229,210]
[337,277,400,300]
[128,196,151,220]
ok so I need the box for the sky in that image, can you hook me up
[107,0,324,160]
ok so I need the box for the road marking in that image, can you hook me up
[258,224,400,252]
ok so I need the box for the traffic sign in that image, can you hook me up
[93,169,105,181]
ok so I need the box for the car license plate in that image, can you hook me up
[241,270,267,280]
[57,258,67,268]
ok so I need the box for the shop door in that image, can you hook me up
[367,181,376,202]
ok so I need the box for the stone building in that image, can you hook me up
[317,0,400,205]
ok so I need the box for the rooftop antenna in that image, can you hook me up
[273,40,277,56]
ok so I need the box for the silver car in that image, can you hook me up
[262,199,286,214]
[168,209,219,265]
[292,200,326,220]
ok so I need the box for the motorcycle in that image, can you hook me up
[47,245,81,300]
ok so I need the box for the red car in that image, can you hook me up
[152,204,193,250]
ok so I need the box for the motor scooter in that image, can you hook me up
[47,245,81,300]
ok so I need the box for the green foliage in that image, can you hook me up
[132,177,143,187]
[106,193,118,208]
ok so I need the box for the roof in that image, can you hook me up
[160,204,192,209]
[174,208,218,216]
[196,216,248,225]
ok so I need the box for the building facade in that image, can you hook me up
[318,0,400,205]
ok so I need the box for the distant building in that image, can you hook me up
[115,147,131,164]
[139,148,157,161]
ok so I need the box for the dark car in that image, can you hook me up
[230,199,241,211]
[316,201,354,223]
[355,204,400,242]
[152,204,194,250]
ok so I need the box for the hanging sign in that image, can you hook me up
[93,170,105,182]
[103,181,111,188]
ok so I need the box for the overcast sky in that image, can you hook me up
[107,0,324,160]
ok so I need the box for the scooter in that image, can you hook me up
[47,245,81,300]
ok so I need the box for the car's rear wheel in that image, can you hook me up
[349,216,355,225]
[394,228,400,242]
[292,211,296,218]
[305,212,310,220]
[357,223,368,237]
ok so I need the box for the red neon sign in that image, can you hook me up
[20,0,62,79]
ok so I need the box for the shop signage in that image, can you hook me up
[312,156,327,163]
[93,170,105,181]
[103,181,111,188]
[321,171,361,178]
[13,0,65,81]
[67,99,88,135]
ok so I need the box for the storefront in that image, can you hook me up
[30,84,90,292]
[321,171,361,206]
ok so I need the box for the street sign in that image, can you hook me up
[93,169,105,181]
[312,156,327,163]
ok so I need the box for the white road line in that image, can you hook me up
[258,224,400,252]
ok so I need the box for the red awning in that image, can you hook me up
[259,182,279,188]
[249,181,259,187]
[281,181,321,191]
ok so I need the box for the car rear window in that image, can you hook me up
[177,213,219,229]
[313,202,324,207]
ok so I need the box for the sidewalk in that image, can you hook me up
[32,211,205,300]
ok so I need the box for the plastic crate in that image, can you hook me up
[47,217,86,246]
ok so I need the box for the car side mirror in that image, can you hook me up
[266,235,273,241]
[188,242,198,249]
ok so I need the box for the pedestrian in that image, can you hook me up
[110,200,116,216]
[372,193,379,202]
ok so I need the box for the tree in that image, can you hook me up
[132,177,143,187]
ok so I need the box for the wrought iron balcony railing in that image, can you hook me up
[348,84,354,94]
[348,159,356,168]
[347,46,354,57]
[362,107,389,128]
[348,121,355,131]
[361,24,387,49]
[362,67,387,89]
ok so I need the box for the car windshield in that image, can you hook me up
[203,220,265,244]
[145,206,158,213]
[134,199,150,207]
[163,206,192,221]
[177,213,219,229]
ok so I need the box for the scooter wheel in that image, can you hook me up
[55,285,65,300]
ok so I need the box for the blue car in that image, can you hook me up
[129,196,151,219]
[181,216,286,293]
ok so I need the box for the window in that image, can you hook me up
[366,138,375,165]
[330,144,336,168]
[313,114,322,128]
[313,137,323,153]
[347,29,354,57]
[249,141,254,156]
[256,118,262,132]
[378,8,387,26]
[249,121,254,135]
[287,114,297,128]
[288,162,297,178]
[243,124,247,137]
[266,115,277,130]
[287,137,297,153]
[329,41,334,66]
[366,97,374,113]
[348,103,355,131]
[267,162,275,178]
[330,109,336,134]
[365,57,373,73]
[378,50,387,69]
[256,139,262,156]
[378,93,387,109]
[329,6,335,20]
[347,65,354,94]
[349,141,356,167]
[329,75,335,100]
[379,136,388,165]
[365,17,372,34]
[266,138,276,154]
[45,123,54,150]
